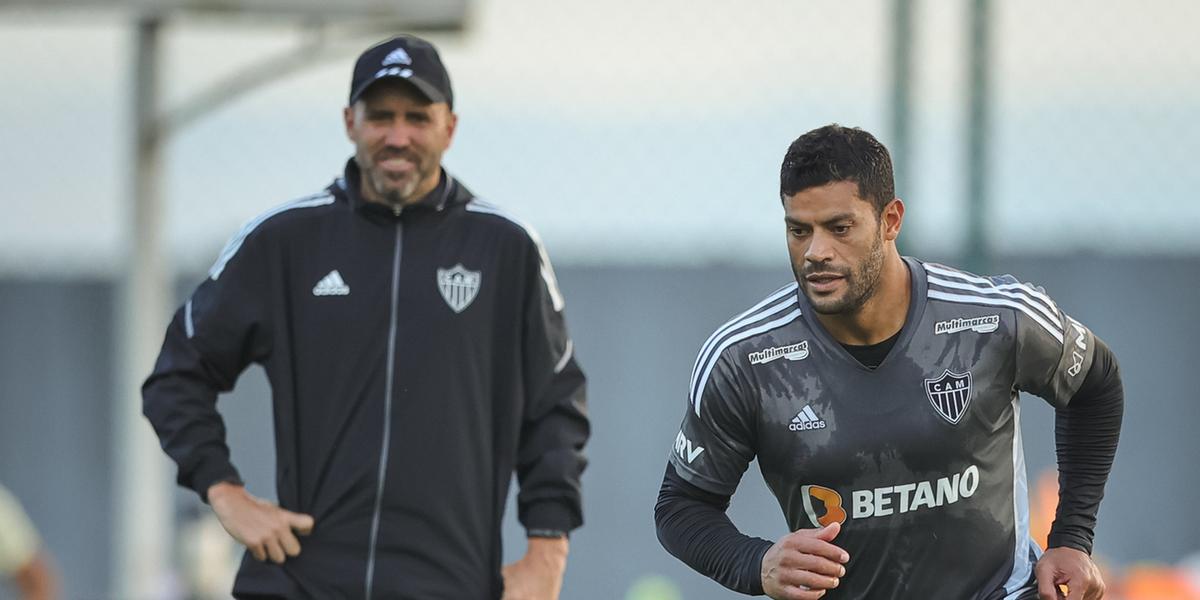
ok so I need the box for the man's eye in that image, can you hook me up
[833,225,850,235]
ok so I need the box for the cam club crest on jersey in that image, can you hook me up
[924,369,973,424]
[437,264,481,313]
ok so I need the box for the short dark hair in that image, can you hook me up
[779,124,895,213]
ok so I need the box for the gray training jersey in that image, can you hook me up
[669,257,1096,600]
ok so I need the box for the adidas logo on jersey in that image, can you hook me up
[789,405,826,431]
[313,270,350,296]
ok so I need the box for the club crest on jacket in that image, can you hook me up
[437,264,481,313]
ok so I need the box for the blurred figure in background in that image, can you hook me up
[177,505,239,600]
[0,483,58,600]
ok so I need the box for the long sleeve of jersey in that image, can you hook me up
[515,239,589,535]
[142,228,272,501]
[658,335,770,594]
[656,464,773,595]
[1006,276,1123,556]
[1048,336,1123,554]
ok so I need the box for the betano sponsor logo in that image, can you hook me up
[801,484,846,527]
[748,341,809,365]
[800,464,980,527]
[851,464,980,519]
[934,314,1000,335]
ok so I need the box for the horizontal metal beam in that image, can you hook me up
[0,0,468,29]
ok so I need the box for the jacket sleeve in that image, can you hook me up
[514,236,589,536]
[142,227,273,502]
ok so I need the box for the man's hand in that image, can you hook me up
[1035,546,1105,600]
[761,522,849,600]
[207,482,314,565]
[501,536,569,600]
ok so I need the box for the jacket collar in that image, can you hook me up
[332,158,471,218]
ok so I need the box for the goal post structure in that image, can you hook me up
[0,1,468,596]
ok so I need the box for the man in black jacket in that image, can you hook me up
[143,35,589,600]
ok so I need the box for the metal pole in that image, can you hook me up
[965,0,991,273]
[889,0,914,256]
[113,15,172,598]
[889,0,913,203]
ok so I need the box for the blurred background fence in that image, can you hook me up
[1,0,1198,598]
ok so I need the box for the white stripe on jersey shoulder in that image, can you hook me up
[923,262,1065,342]
[689,282,799,392]
[923,263,1061,326]
[692,307,802,417]
[926,274,1063,331]
[927,290,1064,344]
[208,191,335,280]
[691,286,802,417]
[465,199,566,312]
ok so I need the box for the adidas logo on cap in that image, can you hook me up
[382,47,413,66]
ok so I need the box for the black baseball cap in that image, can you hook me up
[348,35,454,108]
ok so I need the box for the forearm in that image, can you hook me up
[655,464,772,595]
[1050,337,1123,554]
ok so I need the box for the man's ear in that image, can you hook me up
[882,198,905,241]
[444,110,459,149]
[343,105,357,143]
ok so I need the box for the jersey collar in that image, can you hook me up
[796,256,930,372]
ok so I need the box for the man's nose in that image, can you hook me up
[805,231,835,264]
[383,122,412,148]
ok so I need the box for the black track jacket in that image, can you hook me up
[143,159,589,599]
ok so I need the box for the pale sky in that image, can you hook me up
[1,0,1197,276]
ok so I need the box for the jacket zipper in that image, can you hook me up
[364,220,402,598]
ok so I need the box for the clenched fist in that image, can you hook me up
[761,522,850,600]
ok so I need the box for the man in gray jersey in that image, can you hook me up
[655,124,1123,600]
